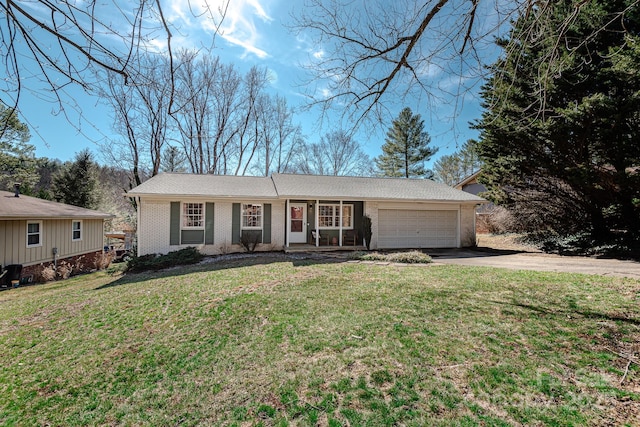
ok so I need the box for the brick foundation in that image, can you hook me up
[21,250,106,284]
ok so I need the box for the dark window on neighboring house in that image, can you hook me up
[27,221,42,247]
[72,220,82,241]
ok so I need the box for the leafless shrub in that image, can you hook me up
[478,206,519,235]
[240,231,262,253]
[95,251,115,270]
[36,265,57,283]
[218,240,231,254]
[56,262,72,280]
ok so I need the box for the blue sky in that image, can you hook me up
[15,0,489,167]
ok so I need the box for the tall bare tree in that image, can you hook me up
[0,1,228,131]
[232,66,271,175]
[101,54,172,186]
[253,95,302,176]
[173,51,220,174]
[293,0,637,129]
[296,129,372,176]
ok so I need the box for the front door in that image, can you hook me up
[289,203,307,243]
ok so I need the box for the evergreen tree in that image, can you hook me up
[161,145,187,173]
[375,107,437,178]
[53,149,101,209]
[0,106,37,192]
[476,0,640,251]
[433,139,482,186]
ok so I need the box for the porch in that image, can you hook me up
[285,199,366,249]
[284,243,366,253]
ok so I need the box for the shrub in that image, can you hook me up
[350,250,432,264]
[477,206,519,234]
[386,251,433,264]
[36,265,57,282]
[95,251,115,270]
[361,215,373,250]
[240,230,262,253]
[126,247,203,273]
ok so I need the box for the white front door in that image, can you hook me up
[289,203,307,243]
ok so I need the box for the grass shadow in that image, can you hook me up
[94,251,350,291]
[489,299,640,326]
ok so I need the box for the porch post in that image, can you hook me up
[339,200,343,246]
[315,199,320,246]
[285,199,290,247]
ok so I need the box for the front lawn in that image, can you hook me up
[1,255,639,426]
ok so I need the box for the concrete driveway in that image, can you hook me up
[430,249,640,279]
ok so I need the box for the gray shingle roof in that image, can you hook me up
[128,173,485,203]
[0,191,114,219]
[271,174,485,202]
[126,173,279,199]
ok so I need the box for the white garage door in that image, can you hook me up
[378,209,458,249]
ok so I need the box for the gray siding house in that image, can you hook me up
[127,173,486,256]
[0,190,114,280]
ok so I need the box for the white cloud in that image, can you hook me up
[167,0,272,58]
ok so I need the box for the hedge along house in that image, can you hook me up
[0,188,114,281]
[127,173,486,256]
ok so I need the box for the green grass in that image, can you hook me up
[1,256,639,426]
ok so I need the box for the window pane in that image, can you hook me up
[28,223,40,233]
[183,203,204,228]
[28,234,39,245]
[242,204,262,228]
[318,205,334,227]
[342,206,353,227]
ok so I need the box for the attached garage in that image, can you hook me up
[378,208,458,249]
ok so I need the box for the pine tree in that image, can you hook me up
[375,107,437,178]
[0,106,37,192]
[433,139,482,186]
[53,149,101,209]
[476,0,640,251]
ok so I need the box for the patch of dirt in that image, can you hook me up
[476,233,541,253]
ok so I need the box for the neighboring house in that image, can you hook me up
[455,171,492,233]
[0,189,114,281]
[127,173,486,256]
[454,171,486,196]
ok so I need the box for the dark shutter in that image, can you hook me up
[170,202,180,245]
[232,203,240,244]
[205,202,214,245]
[263,203,271,244]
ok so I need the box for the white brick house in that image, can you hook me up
[127,173,486,256]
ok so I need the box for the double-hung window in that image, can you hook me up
[182,203,204,229]
[318,205,335,228]
[72,220,82,241]
[27,221,42,247]
[318,204,353,229]
[242,204,262,229]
